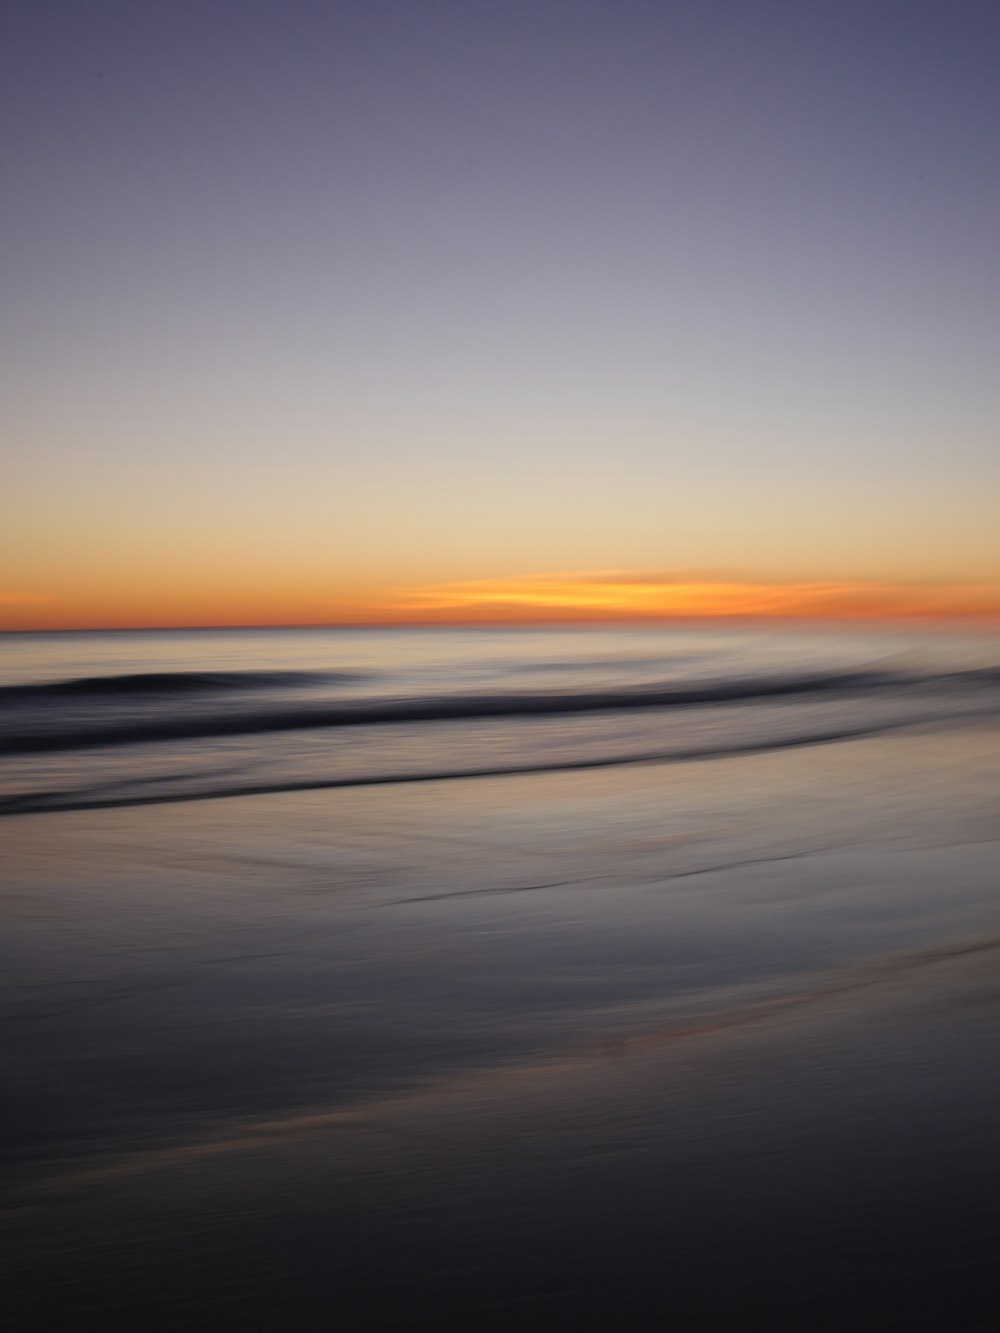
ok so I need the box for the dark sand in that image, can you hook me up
[4,726,1000,1329]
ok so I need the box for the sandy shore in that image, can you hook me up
[4,727,1000,1328]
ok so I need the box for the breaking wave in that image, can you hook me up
[0,669,357,698]
[3,664,999,756]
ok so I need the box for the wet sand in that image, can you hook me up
[4,726,1000,1329]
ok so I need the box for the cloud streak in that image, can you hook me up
[382,573,1000,622]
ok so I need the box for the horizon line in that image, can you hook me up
[5,611,1000,636]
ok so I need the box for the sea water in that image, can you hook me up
[3,621,999,813]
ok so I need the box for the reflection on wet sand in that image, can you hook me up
[4,727,1000,1329]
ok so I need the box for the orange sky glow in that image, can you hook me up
[5,573,1000,633]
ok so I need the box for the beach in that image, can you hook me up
[3,631,1000,1329]
[8,0,1000,1323]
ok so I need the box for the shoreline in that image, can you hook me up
[4,729,1000,1328]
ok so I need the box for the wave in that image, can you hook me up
[4,664,998,756]
[0,669,360,699]
[0,668,886,750]
[0,713,960,816]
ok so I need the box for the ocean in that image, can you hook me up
[4,621,1000,813]
[4,622,1000,1329]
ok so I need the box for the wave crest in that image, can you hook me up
[0,669,360,699]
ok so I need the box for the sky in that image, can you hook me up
[3,0,1000,630]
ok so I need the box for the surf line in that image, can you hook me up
[0,715,947,817]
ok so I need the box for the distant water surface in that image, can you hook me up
[3,622,999,815]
